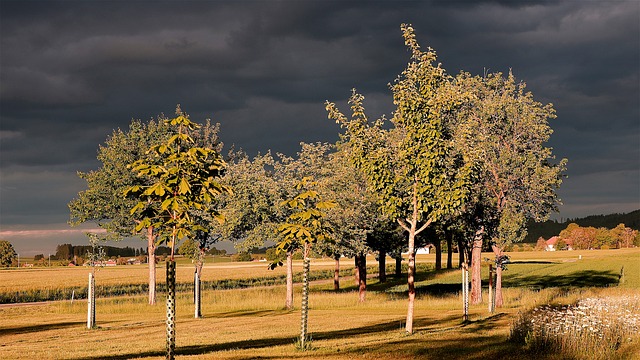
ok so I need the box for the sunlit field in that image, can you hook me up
[1,249,639,359]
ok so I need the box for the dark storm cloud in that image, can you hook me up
[1,1,638,255]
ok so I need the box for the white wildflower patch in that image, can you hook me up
[510,295,640,360]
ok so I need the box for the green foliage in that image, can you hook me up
[453,70,567,249]
[55,244,74,261]
[274,177,335,259]
[0,240,17,267]
[177,238,197,257]
[265,247,285,263]
[218,151,283,251]
[125,107,231,256]
[69,118,175,238]
[233,251,253,262]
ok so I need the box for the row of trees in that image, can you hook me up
[68,23,565,348]
[542,223,639,250]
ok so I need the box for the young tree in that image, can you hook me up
[125,108,230,359]
[275,177,335,350]
[453,71,566,307]
[326,24,472,333]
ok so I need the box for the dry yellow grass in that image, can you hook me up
[0,258,344,293]
[1,249,639,359]
[1,284,526,360]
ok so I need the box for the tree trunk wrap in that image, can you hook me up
[462,264,469,322]
[299,245,311,349]
[194,271,201,318]
[148,227,157,305]
[457,238,465,269]
[334,257,340,291]
[488,264,494,313]
[406,249,416,333]
[286,252,293,310]
[166,260,176,360]
[495,266,503,308]
[87,272,95,329]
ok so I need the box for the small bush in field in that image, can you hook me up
[510,295,640,359]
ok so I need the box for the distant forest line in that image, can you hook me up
[525,209,640,243]
[49,210,640,257]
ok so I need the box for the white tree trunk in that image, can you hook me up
[286,251,294,310]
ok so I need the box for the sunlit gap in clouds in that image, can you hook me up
[0,228,107,237]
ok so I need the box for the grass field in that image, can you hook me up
[1,249,639,359]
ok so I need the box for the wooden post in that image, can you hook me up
[462,263,469,322]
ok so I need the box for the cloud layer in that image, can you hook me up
[1,1,638,254]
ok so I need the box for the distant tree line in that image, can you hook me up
[53,243,147,260]
[535,222,640,250]
[525,209,640,242]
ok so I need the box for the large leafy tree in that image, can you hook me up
[70,119,171,304]
[69,114,222,305]
[326,24,472,333]
[454,71,566,307]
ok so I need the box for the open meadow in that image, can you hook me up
[1,249,639,359]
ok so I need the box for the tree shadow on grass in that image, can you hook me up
[503,269,620,288]
[214,309,293,318]
[0,321,85,336]
[75,313,497,360]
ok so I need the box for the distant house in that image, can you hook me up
[403,246,431,255]
[545,236,573,251]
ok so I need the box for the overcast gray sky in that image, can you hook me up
[1,0,638,256]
